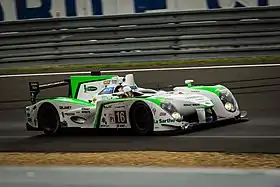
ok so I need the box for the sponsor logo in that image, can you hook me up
[115,105,125,109]
[184,103,200,106]
[84,85,97,93]
[101,117,107,125]
[81,107,90,110]
[154,118,175,124]
[65,112,75,116]
[104,105,112,109]
[159,112,166,116]
[59,106,71,110]
[82,111,90,114]
[100,124,110,127]
[109,114,115,123]
[103,80,110,85]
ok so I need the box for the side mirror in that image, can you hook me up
[185,80,194,87]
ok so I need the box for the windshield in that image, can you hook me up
[98,85,138,95]
[99,86,115,95]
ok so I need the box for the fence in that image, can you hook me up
[1,6,280,66]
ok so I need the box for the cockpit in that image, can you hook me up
[98,84,141,95]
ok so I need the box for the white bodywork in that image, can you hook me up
[25,74,244,133]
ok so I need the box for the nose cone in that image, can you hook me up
[169,93,214,108]
[185,94,214,107]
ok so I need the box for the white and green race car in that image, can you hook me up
[25,71,248,135]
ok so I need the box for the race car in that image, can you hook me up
[25,71,248,135]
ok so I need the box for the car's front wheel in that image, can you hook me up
[129,101,154,135]
[37,103,61,136]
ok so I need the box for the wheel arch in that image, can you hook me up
[36,101,64,123]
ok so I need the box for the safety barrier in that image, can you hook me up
[1,6,280,65]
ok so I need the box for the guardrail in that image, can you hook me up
[1,6,280,66]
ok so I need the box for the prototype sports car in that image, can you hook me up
[25,71,248,135]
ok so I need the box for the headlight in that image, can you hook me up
[160,102,182,122]
[225,102,234,112]
[171,112,183,122]
[160,102,178,114]
[220,89,237,112]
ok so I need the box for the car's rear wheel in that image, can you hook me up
[37,103,61,135]
[129,101,154,135]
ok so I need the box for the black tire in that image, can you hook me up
[37,103,61,136]
[129,101,154,135]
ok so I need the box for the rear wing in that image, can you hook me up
[28,80,70,104]
[28,71,102,104]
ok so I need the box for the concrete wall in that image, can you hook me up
[0,0,279,21]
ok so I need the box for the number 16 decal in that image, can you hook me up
[114,111,127,123]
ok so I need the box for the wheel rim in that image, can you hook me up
[133,105,150,131]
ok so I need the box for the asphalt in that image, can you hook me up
[0,64,280,153]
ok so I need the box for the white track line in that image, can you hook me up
[1,63,280,78]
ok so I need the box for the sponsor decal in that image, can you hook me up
[104,105,112,109]
[115,105,125,109]
[81,107,90,110]
[59,106,71,110]
[109,114,115,123]
[65,112,75,116]
[101,117,107,125]
[117,124,126,127]
[186,96,202,99]
[103,80,110,85]
[154,118,175,124]
[82,111,90,114]
[84,85,97,93]
[100,124,110,127]
[159,112,166,116]
[184,104,200,106]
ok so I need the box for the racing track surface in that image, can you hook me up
[0,64,280,153]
